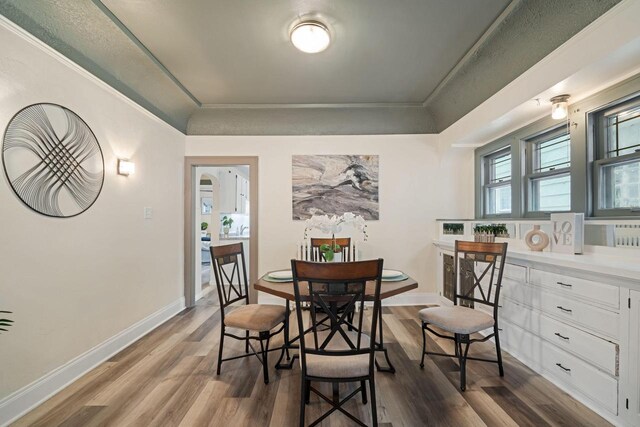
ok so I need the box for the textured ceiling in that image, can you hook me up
[0,0,623,134]
[102,0,509,105]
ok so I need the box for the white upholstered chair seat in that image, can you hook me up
[303,330,371,378]
[224,304,286,332]
[418,306,494,334]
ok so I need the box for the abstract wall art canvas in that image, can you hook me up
[2,103,104,218]
[292,155,379,220]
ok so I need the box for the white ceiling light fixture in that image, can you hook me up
[550,94,570,120]
[290,21,331,53]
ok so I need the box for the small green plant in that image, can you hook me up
[222,216,234,227]
[201,222,208,231]
[319,242,341,262]
[473,224,509,236]
[443,223,464,235]
[0,311,13,333]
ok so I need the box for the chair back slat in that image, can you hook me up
[310,237,352,262]
[454,240,508,313]
[291,259,383,372]
[210,243,249,311]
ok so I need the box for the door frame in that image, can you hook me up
[184,156,259,307]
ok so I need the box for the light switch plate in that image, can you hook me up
[144,207,153,219]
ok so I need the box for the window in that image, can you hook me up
[593,96,640,216]
[525,127,571,213]
[483,148,511,215]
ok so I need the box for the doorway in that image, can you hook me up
[184,157,258,308]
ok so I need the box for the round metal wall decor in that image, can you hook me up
[2,103,104,218]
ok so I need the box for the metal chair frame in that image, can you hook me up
[420,241,508,391]
[291,259,384,427]
[211,242,288,384]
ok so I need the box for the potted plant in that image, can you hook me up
[319,240,341,262]
[474,224,510,242]
[201,222,208,231]
[221,216,234,237]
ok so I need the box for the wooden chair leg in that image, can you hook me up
[245,330,249,353]
[495,325,504,376]
[217,327,225,375]
[369,376,378,427]
[360,380,367,404]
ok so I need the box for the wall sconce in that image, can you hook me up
[550,94,570,120]
[117,159,135,176]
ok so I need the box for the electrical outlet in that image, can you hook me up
[144,207,153,219]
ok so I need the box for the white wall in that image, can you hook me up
[0,18,185,406]
[185,135,474,297]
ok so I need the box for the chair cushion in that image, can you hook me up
[418,306,495,334]
[303,330,371,379]
[224,304,286,332]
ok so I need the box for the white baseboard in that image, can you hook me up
[258,291,442,307]
[0,296,185,427]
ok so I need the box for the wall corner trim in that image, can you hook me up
[0,296,186,426]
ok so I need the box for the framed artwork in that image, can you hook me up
[2,103,104,217]
[201,197,213,214]
[292,155,379,220]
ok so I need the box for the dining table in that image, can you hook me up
[254,271,418,373]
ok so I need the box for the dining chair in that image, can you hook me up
[418,240,508,391]
[211,242,288,384]
[310,237,352,262]
[291,259,384,427]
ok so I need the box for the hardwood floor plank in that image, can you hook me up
[57,406,106,427]
[483,386,551,427]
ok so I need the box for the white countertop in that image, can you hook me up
[219,235,250,240]
[434,239,640,285]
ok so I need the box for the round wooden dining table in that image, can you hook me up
[254,272,418,373]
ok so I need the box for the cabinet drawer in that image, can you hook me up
[501,281,620,340]
[529,269,619,310]
[539,315,618,376]
[538,292,619,340]
[500,299,618,375]
[503,263,526,282]
[541,341,618,415]
[500,297,538,333]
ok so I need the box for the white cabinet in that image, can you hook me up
[236,175,249,214]
[218,168,236,213]
[218,168,249,214]
[434,239,639,426]
[624,290,640,426]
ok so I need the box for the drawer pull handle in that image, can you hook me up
[556,363,571,372]
[554,332,570,340]
[556,306,572,313]
[557,281,572,288]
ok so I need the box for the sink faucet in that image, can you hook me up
[240,225,249,235]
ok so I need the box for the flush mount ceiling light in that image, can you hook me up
[290,21,331,53]
[550,94,570,120]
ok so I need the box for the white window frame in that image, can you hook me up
[483,147,512,217]
[524,126,571,216]
[592,96,640,217]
